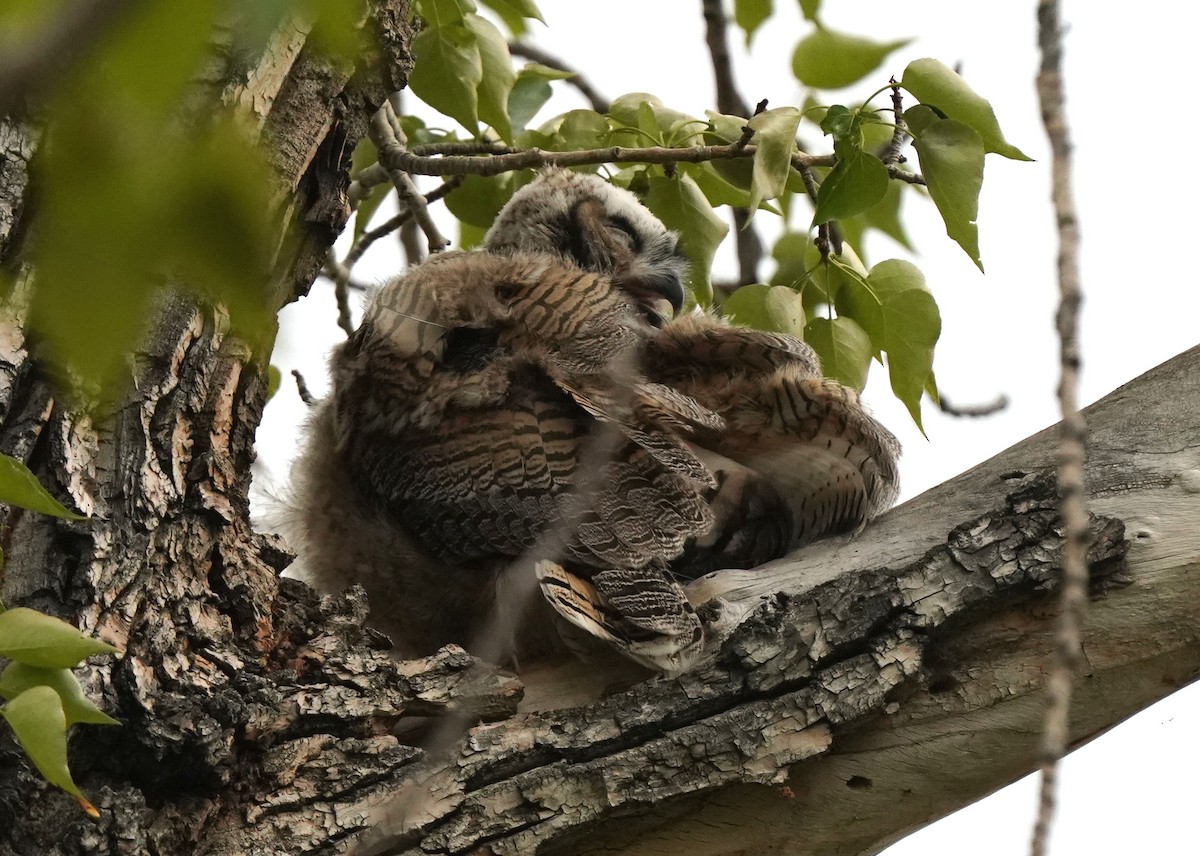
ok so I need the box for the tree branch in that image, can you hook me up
[509,41,611,114]
[700,0,764,286]
[1033,1,1087,853]
[366,138,925,184]
[347,345,1200,856]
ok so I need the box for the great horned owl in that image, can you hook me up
[480,170,900,655]
[288,169,900,674]
[289,248,723,671]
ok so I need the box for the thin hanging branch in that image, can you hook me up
[509,40,611,114]
[1031,2,1088,855]
[937,391,1010,418]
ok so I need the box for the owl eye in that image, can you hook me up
[606,217,640,252]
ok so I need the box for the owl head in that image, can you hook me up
[484,168,687,326]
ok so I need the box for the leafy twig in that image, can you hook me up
[881,77,911,166]
[1031,3,1087,855]
[368,138,925,184]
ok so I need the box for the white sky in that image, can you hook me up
[258,2,1200,852]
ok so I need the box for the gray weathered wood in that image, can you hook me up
[348,345,1199,856]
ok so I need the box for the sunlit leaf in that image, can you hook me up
[901,58,1031,161]
[734,0,772,46]
[746,106,802,215]
[792,27,909,90]
[0,663,120,726]
[409,22,482,133]
[0,608,118,669]
[803,315,872,390]
[812,147,888,225]
[465,14,516,142]
[908,113,985,270]
[724,284,805,336]
[0,455,83,519]
[644,173,728,306]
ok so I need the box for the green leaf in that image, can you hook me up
[445,173,515,229]
[798,0,821,21]
[770,233,869,313]
[0,455,82,519]
[909,115,985,270]
[803,316,872,390]
[416,0,476,26]
[792,27,910,90]
[644,173,729,307]
[746,106,802,215]
[837,179,913,256]
[836,259,940,428]
[479,0,544,35]
[0,608,118,668]
[901,58,1031,161]
[508,64,569,136]
[266,365,282,402]
[409,22,482,134]
[0,663,120,726]
[464,14,516,142]
[555,109,611,150]
[609,94,700,146]
[703,111,754,190]
[682,161,753,209]
[1,686,95,813]
[734,0,772,46]
[811,147,889,225]
[459,220,488,250]
[723,285,805,336]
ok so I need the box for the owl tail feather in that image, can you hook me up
[535,560,704,675]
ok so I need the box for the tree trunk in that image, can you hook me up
[1,7,1198,856]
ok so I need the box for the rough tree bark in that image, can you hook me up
[0,7,1198,856]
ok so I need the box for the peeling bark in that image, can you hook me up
[0,5,1198,856]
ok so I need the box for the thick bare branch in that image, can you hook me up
[346,345,1200,856]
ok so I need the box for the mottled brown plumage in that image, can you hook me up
[289,249,720,671]
[289,169,900,675]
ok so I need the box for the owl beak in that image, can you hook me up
[569,197,686,325]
